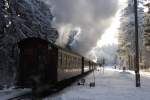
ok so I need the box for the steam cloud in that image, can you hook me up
[43,0,119,57]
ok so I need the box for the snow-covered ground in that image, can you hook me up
[0,88,31,100]
[44,67,150,100]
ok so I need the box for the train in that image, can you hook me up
[16,37,97,91]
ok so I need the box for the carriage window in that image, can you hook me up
[61,53,63,68]
[65,55,67,68]
[68,55,70,68]
[64,54,66,68]
[76,58,77,67]
[66,55,68,68]
[67,55,69,68]
[63,53,65,68]
[75,58,77,68]
[73,57,75,68]
[58,51,62,67]
[60,51,62,66]
[79,58,81,67]
[48,44,52,50]
[71,57,73,67]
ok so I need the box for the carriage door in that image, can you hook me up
[17,45,35,87]
[36,46,46,83]
[17,39,48,87]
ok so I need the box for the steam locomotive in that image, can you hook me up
[17,38,97,90]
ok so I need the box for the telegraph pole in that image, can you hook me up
[134,0,141,87]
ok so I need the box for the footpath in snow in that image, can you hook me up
[44,67,150,100]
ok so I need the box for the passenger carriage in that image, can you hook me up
[17,37,97,89]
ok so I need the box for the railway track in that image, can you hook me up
[7,92,32,100]
[0,71,93,100]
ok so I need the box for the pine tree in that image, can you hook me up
[0,0,58,87]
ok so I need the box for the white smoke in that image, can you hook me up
[42,0,119,60]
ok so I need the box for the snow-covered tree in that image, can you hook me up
[142,1,150,70]
[0,0,58,87]
[118,0,144,70]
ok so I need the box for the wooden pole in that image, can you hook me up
[134,0,141,87]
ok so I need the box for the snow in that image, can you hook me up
[0,88,31,100]
[43,67,150,100]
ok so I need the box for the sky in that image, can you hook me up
[43,0,127,63]
[97,0,127,47]
[92,0,127,63]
